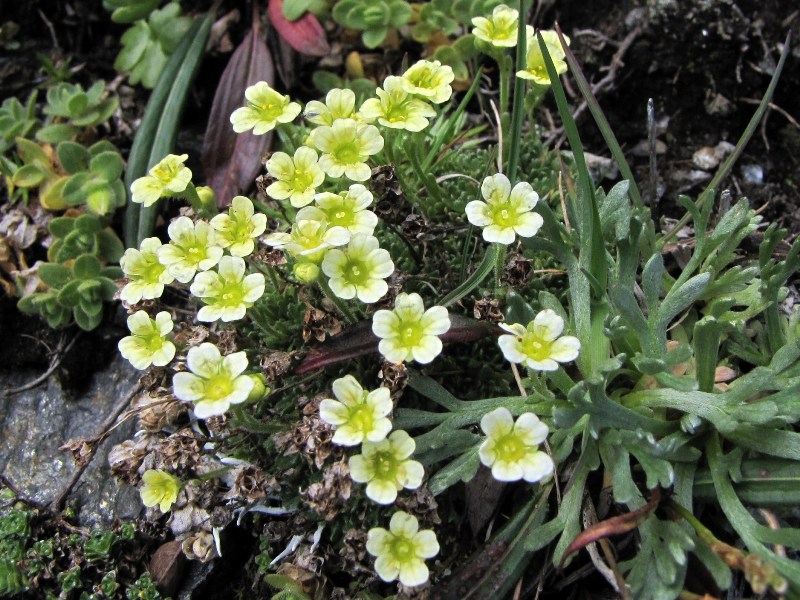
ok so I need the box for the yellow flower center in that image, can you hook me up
[291,168,314,191]
[495,432,527,462]
[399,322,424,347]
[489,203,519,227]
[345,258,370,285]
[520,335,553,361]
[389,537,415,562]
[141,256,166,283]
[152,161,182,183]
[333,140,362,164]
[372,450,398,478]
[217,280,246,308]
[348,404,376,433]
[205,374,234,401]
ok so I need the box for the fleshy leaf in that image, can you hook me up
[268,0,330,57]
[202,20,274,208]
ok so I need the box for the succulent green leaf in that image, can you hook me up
[57,141,91,173]
[283,0,312,21]
[38,262,71,288]
[48,216,76,238]
[11,164,46,187]
[90,151,124,182]
[36,123,81,143]
[73,304,103,331]
[97,230,125,262]
[387,0,412,27]
[72,254,101,279]
[57,280,82,307]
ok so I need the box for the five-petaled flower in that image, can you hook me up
[479,407,553,482]
[372,293,450,364]
[319,375,393,446]
[349,430,425,505]
[310,118,384,181]
[230,81,301,135]
[367,511,439,587]
[465,173,543,244]
[472,4,528,48]
[266,219,350,264]
[158,217,223,283]
[118,310,176,370]
[517,30,571,86]
[120,237,174,304]
[130,154,192,207]
[172,343,254,419]
[359,76,437,132]
[321,235,395,303]
[209,196,268,257]
[190,256,266,322]
[401,60,455,104]
[296,184,377,237]
[498,309,581,371]
[304,88,359,126]
[265,146,326,208]
[140,469,182,512]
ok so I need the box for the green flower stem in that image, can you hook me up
[181,183,215,218]
[505,0,528,184]
[493,242,507,290]
[247,258,281,291]
[317,276,358,324]
[499,54,512,119]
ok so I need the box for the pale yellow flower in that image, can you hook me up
[209,196,268,257]
[130,154,192,207]
[172,343,254,419]
[319,375,393,446]
[304,88,358,126]
[471,4,522,48]
[118,310,176,370]
[190,256,266,322]
[367,512,439,586]
[265,146,326,208]
[517,30,571,85]
[498,309,581,370]
[310,118,384,181]
[479,407,553,482]
[372,293,450,364]
[120,237,174,304]
[296,184,377,237]
[321,235,394,303]
[465,173,543,244]
[265,219,350,265]
[140,469,181,512]
[401,60,454,104]
[157,217,224,283]
[230,81,301,135]
[349,430,424,505]
[359,76,436,132]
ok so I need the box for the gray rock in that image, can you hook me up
[0,353,142,527]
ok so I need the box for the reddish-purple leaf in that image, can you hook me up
[559,488,662,568]
[268,0,330,57]
[294,315,501,375]
[202,21,274,208]
[149,540,186,597]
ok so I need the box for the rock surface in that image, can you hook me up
[0,352,142,527]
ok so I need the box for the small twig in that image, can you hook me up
[50,383,142,511]
[37,9,60,51]
[581,494,627,596]
[4,334,79,397]
[490,99,504,174]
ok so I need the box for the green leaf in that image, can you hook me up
[656,273,710,333]
[387,0,412,27]
[89,150,124,182]
[11,164,45,187]
[57,141,90,173]
[38,263,71,288]
[428,445,481,495]
[73,305,103,331]
[361,26,388,49]
[72,254,101,279]
[283,0,311,21]
[57,280,82,307]
[48,216,76,238]
[36,123,80,143]
[437,243,497,306]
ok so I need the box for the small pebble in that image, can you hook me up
[692,146,719,170]
[742,164,764,185]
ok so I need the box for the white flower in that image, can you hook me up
[498,309,581,371]
[359,76,437,132]
[304,88,358,126]
[230,81,301,135]
[321,235,394,303]
[157,217,223,283]
[172,343,254,419]
[209,196,267,257]
[401,60,454,104]
[130,154,192,207]
[296,183,377,236]
[265,146,326,208]
[349,430,424,505]
[479,407,553,482]
[465,173,543,244]
[367,512,439,587]
[310,118,384,182]
[189,256,266,322]
[319,375,393,446]
[265,219,350,265]
[372,293,450,364]
[117,311,176,370]
[120,237,174,304]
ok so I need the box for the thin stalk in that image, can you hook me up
[505,0,528,184]
[493,242,507,290]
[499,54,512,118]
[317,276,358,324]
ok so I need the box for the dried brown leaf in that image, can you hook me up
[202,21,274,208]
